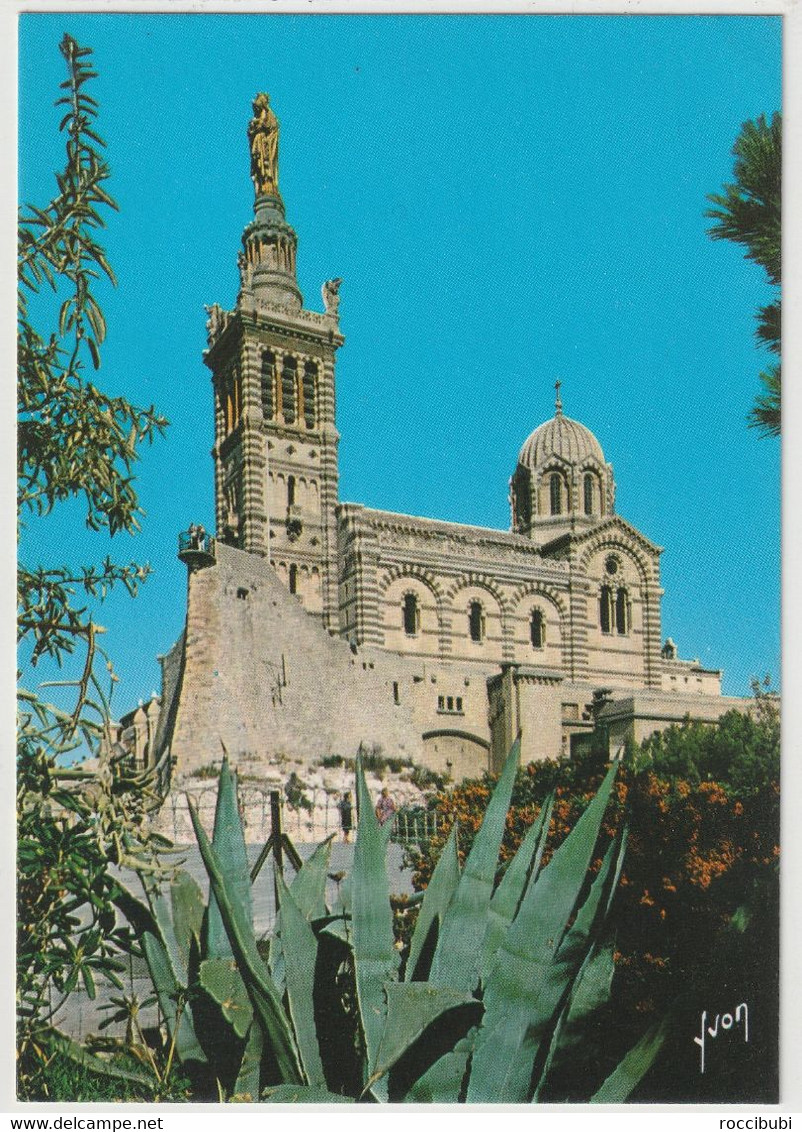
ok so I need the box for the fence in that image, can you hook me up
[391,809,441,848]
[159,780,343,844]
[159,783,442,850]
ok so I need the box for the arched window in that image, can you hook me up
[468,600,485,643]
[550,473,562,516]
[302,363,317,429]
[599,585,613,634]
[615,587,629,635]
[261,350,275,419]
[530,609,545,649]
[403,593,419,636]
[287,475,296,507]
[583,473,594,516]
[512,466,531,529]
[281,356,297,424]
[289,564,298,594]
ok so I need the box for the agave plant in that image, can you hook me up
[124,740,667,1102]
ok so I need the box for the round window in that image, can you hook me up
[605,556,619,576]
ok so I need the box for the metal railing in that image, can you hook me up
[178,528,215,558]
[391,808,441,848]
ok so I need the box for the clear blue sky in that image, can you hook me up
[18,13,781,711]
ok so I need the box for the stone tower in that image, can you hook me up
[203,94,344,629]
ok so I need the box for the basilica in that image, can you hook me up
[124,95,747,784]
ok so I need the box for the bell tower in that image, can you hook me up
[204,93,344,629]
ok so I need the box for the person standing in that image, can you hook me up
[375,787,396,826]
[338,790,354,843]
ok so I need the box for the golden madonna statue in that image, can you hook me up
[249,92,279,195]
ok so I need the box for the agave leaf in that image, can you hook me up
[43,1029,155,1088]
[146,885,189,986]
[317,914,352,945]
[275,871,327,1088]
[233,1019,264,1101]
[263,1084,354,1103]
[206,757,252,959]
[290,834,334,919]
[368,982,479,1086]
[404,1025,479,1103]
[269,835,334,991]
[171,870,205,962]
[481,793,554,982]
[467,763,619,1102]
[535,934,616,1099]
[351,756,401,1079]
[405,823,460,982]
[591,1016,670,1102]
[198,957,254,1039]
[141,930,207,1067]
[109,880,158,939]
[188,798,303,1085]
[429,738,521,992]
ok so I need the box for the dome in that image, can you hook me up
[517,411,605,471]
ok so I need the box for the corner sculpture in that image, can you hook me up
[322,277,343,318]
[248,91,279,196]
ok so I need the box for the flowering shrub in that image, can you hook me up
[410,696,779,1100]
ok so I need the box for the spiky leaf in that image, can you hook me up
[404,1025,479,1103]
[275,871,326,1087]
[369,982,478,1086]
[429,738,521,992]
[188,799,303,1085]
[269,835,334,991]
[467,763,619,1102]
[481,793,554,982]
[591,1017,670,1102]
[405,823,460,982]
[351,757,400,1078]
[206,757,251,959]
[171,870,204,962]
[233,1019,264,1101]
[141,930,207,1067]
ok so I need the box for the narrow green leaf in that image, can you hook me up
[481,793,554,982]
[206,757,252,959]
[275,871,327,1088]
[233,1020,264,1101]
[87,336,100,370]
[351,756,400,1079]
[188,799,303,1085]
[44,1029,155,1088]
[429,737,521,992]
[405,823,460,982]
[290,834,334,919]
[591,1016,670,1103]
[141,930,207,1068]
[144,883,189,986]
[263,1085,354,1103]
[467,763,619,1103]
[404,1025,478,1103]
